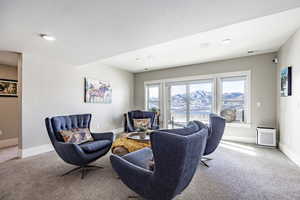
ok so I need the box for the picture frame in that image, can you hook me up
[84,77,112,103]
[280,66,292,97]
[0,79,18,97]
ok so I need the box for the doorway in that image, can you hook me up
[0,51,21,163]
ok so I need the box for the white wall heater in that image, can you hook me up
[256,127,277,147]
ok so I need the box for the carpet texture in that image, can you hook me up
[0,141,300,200]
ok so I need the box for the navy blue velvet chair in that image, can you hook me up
[124,110,159,132]
[201,113,226,167]
[45,114,113,179]
[110,122,208,200]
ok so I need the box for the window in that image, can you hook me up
[189,81,213,121]
[144,71,250,128]
[220,76,248,123]
[167,80,213,128]
[146,84,160,111]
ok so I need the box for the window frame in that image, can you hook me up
[217,75,250,125]
[144,70,251,128]
[144,82,162,111]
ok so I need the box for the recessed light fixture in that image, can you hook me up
[40,34,56,41]
[222,38,232,45]
[199,42,210,48]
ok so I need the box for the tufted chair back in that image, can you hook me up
[127,110,156,130]
[150,127,208,199]
[46,114,92,143]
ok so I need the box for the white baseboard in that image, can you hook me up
[279,142,300,167]
[0,137,18,149]
[222,135,256,144]
[111,127,124,134]
[21,144,54,158]
[20,127,123,158]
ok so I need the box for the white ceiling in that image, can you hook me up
[0,51,19,67]
[0,1,300,68]
[102,8,300,72]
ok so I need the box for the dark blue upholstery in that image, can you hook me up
[125,110,158,132]
[110,122,208,200]
[160,120,206,136]
[45,114,113,167]
[79,140,112,153]
[204,113,226,156]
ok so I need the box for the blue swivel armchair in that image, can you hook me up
[45,114,113,179]
[110,123,208,200]
[201,113,226,167]
[124,110,159,132]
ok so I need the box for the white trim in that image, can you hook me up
[279,142,300,167]
[0,137,18,149]
[144,82,162,111]
[226,123,251,128]
[111,127,124,134]
[222,135,256,144]
[21,144,54,158]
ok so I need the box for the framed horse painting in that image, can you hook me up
[0,79,18,97]
[84,77,112,103]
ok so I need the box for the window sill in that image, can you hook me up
[226,123,251,128]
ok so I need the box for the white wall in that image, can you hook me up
[277,28,300,166]
[134,53,277,142]
[21,54,134,150]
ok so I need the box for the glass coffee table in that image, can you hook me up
[127,132,150,142]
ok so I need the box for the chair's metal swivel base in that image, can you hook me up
[200,157,213,168]
[61,165,103,179]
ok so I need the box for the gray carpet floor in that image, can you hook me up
[1,141,300,200]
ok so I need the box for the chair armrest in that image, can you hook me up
[54,142,87,164]
[110,154,152,187]
[91,132,114,141]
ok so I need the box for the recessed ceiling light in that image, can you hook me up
[222,38,232,44]
[40,34,56,41]
[199,42,210,48]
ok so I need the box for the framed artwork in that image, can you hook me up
[84,77,112,103]
[280,66,292,97]
[0,79,18,97]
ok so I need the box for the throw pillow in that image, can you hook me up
[133,118,151,130]
[59,128,94,144]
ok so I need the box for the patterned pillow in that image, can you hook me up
[133,118,151,129]
[59,128,94,144]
